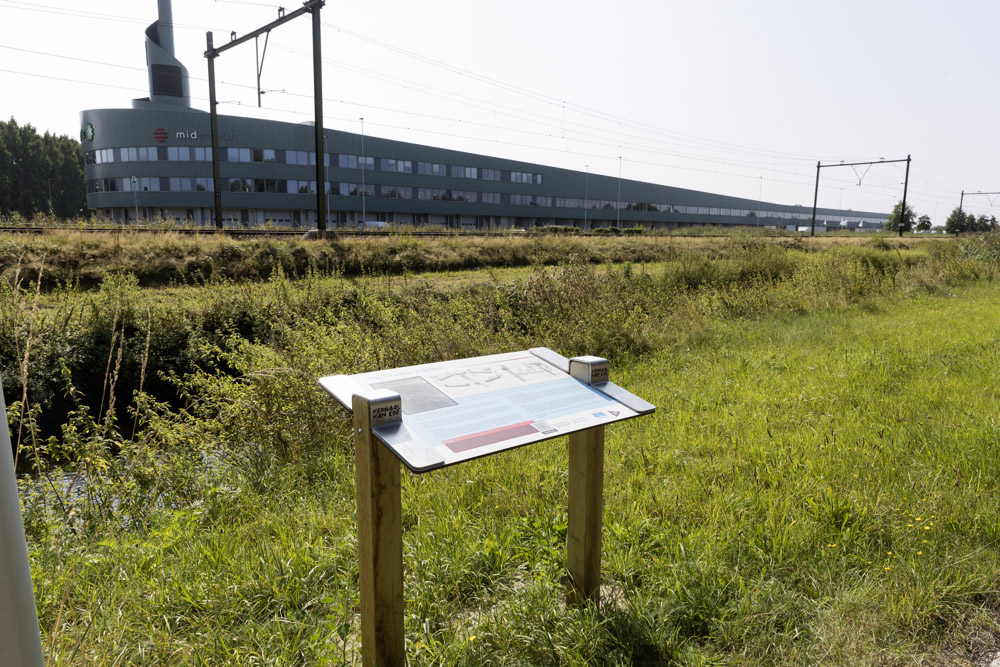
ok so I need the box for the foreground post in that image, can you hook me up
[567,424,604,604]
[353,390,405,667]
[0,380,44,666]
[566,356,609,605]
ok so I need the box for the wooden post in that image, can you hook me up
[353,392,405,667]
[566,355,610,606]
[567,424,605,605]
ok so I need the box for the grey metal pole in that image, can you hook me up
[312,5,326,232]
[583,164,589,230]
[360,117,366,227]
[810,161,820,237]
[616,157,622,228]
[324,134,331,229]
[206,32,223,230]
[899,155,911,237]
[0,379,44,667]
[132,176,139,223]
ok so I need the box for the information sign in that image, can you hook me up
[320,347,654,472]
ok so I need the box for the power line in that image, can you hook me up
[0,3,954,212]
[0,0,884,169]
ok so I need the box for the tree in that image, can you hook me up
[944,207,968,234]
[884,201,916,232]
[973,214,998,233]
[916,214,932,231]
[0,117,85,219]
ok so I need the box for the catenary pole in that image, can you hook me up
[204,0,325,231]
[811,157,909,235]
[810,161,820,237]
[206,32,223,230]
[899,155,910,237]
[0,378,44,667]
[312,3,326,231]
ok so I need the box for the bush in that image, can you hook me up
[532,225,580,234]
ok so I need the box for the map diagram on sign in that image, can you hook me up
[426,358,560,398]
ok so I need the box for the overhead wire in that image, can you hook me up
[0,0,958,213]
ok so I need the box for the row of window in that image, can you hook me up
[82,177,885,224]
[86,146,215,165]
[85,146,544,185]
[88,177,215,193]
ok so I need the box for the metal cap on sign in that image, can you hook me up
[363,389,403,427]
[569,356,609,386]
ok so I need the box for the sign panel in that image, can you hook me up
[320,347,655,473]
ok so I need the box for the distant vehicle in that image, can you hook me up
[363,220,389,229]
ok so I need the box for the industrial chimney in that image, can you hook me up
[141,0,191,107]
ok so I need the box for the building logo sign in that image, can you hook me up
[151,128,238,143]
[175,130,237,141]
[80,122,95,143]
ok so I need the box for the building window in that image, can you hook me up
[482,168,500,181]
[380,186,412,199]
[417,188,448,200]
[481,192,500,204]
[381,158,413,174]
[248,148,279,163]
[339,183,374,197]
[450,165,477,179]
[451,190,478,203]
[417,162,447,177]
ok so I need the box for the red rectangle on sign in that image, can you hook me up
[444,421,537,453]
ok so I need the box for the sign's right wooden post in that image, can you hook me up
[566,355,609,605]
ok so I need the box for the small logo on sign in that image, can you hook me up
[592,412,606,419]
[371,401,401,426]
[153,128,168,143]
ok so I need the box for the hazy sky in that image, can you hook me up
[1,0,997,222]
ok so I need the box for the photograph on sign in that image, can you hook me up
[320,349,651,472]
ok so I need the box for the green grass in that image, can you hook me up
[13,233,1000,665]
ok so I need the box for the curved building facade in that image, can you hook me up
[80,3,888,232]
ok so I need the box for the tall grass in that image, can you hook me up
[8,232,1000,664]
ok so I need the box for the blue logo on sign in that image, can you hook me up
[592,412,606,419]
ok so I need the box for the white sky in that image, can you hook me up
[1,0,998,222]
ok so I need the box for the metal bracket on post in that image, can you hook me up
[352,389,405,667]
[566,356,608,605]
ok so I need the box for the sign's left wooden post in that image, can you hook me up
[353,390,405,667]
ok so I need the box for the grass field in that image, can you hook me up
[10,232,1000,665]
